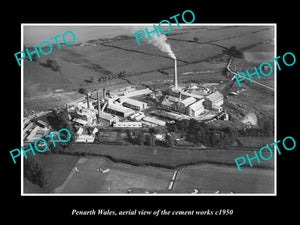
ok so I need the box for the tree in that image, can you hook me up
[127,130,134,143]
[137,132,145,146]
[165,133,175,147]
[262,118,273,136]
[180,119,190,130]
[46,59,60,71]
[117,70,127,79]
[58,110,69,122]
[78,87,88,95]
[149,127,161,134]
[32,53,39,62]
[144,133,153,146]
[24,155,47,187]
[188,118,200,132]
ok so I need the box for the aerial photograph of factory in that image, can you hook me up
[22,24,275,194]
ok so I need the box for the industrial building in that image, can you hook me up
[25,126,50,143]
[106,103,135,118]
[206,91,224,111]
[75,134,95,143]
[73,118,88,126]
[23,122,36,138]
[142,116,166,126]
[121,88,152,98]
[151,110,184,121]
[187,99,205,117]
[113,121,143,128]
[76,127,84,135]
[241,113,257,126]
[98,112,119,125]
[129,112,145,121]
[161,98,175,110]
[161,95,181,110]
[92,127,98,135]
[121,98,147,111]
[176,96,197,113]
[35,119,49,128]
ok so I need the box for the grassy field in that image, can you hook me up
[70,143,274,169]
[30,155,273,194]
[52,157,173,193]
[174,164,274,194]
[24,26,274,98]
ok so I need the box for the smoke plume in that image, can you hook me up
[127,26,176,59]
[148,33,176,59]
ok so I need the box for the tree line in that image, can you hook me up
[167,119,237,147]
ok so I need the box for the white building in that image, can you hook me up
[73,118,88,126]
[121,98,147,111]
[25,126,50,143]
[142,116,166,126]
[106,103,135,118]
[92,127,98,135]
[75,134,95,143]
[187,99,205,117]
[176,96,197,113]
[179,97,197,107]
[76,127,84,135]
[122,88,152,98]
[129,112,145,121]
[206,91,224,110]
[98,112,119,125]
[113,121,143,128]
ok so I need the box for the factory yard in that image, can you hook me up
[23,25,275,194]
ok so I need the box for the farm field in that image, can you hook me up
[174,164,274,194]
[24,25,275,112]
[70,143,274,169]
[53,157,173,193]
[25,155,274,194]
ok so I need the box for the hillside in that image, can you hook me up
[24,25,275,113]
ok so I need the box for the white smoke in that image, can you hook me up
[148,33,176,59]
[127,25,176,60]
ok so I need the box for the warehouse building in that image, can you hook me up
[161,98,175,110]
[121,98,147,111]
[122,88,152,98]
[206,91,224,111]
[35,120,49,128]
[25,126,50,143]
[76,127,84,135]
[98,112,119,125]
[113,121,143,128]
[75,134,95,143]
[106,103,135,118]
[73,118,88,126]
[176,96,197,113]
[187,99,205,117]
[142,116,166,126]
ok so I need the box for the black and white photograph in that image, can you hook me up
[4,5,298,223]
[21,24,275,195]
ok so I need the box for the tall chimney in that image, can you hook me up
[86,93,90,108]
[97,91,101,117]
[174,59,178,89]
